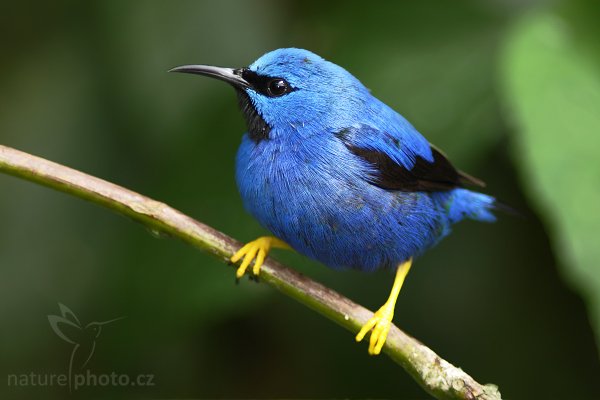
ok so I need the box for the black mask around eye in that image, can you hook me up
[240,69,293,98]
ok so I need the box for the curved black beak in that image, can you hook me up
[169,65,250,90]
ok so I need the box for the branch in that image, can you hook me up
[0,144,501,400]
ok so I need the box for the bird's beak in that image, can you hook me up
[169,65,251,90]
[98,316,126,326]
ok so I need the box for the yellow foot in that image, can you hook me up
[355,304,395,355]
[230,236,290,279]
[355,258,412,355]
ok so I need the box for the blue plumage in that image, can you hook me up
[171,47,498,355]
[234,48,495,271]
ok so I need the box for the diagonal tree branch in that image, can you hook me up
[0,144,501,400]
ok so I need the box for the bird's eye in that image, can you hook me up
[266,79,290,97]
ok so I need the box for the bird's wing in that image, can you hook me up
[335,124,485,192]
[48,315,82,344]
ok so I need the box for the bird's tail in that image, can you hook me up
[443,188,498,225]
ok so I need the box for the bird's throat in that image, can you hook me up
[236,90,271,143]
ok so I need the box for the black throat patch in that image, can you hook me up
[236,90,270,143]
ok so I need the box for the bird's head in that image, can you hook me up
[171,48,369,141]
[84,316,125,338]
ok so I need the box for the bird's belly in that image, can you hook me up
[236,143,445,271]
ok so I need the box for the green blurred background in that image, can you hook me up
[1,0,599,399]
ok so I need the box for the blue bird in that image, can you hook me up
[171,48,497,355]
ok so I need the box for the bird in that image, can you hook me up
[170,48,498,355]
[48,303,124,389]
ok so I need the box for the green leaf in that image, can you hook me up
[502,11,600,345]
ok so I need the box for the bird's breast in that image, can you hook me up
[234,133,444,270]
[235,135,351,223]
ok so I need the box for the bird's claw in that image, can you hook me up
[231,236,286,279]
[355,304,394,355]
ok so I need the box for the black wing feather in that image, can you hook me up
[345,143,485,192]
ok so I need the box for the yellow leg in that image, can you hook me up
[230,236,291,278]
[355,258,412,355]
